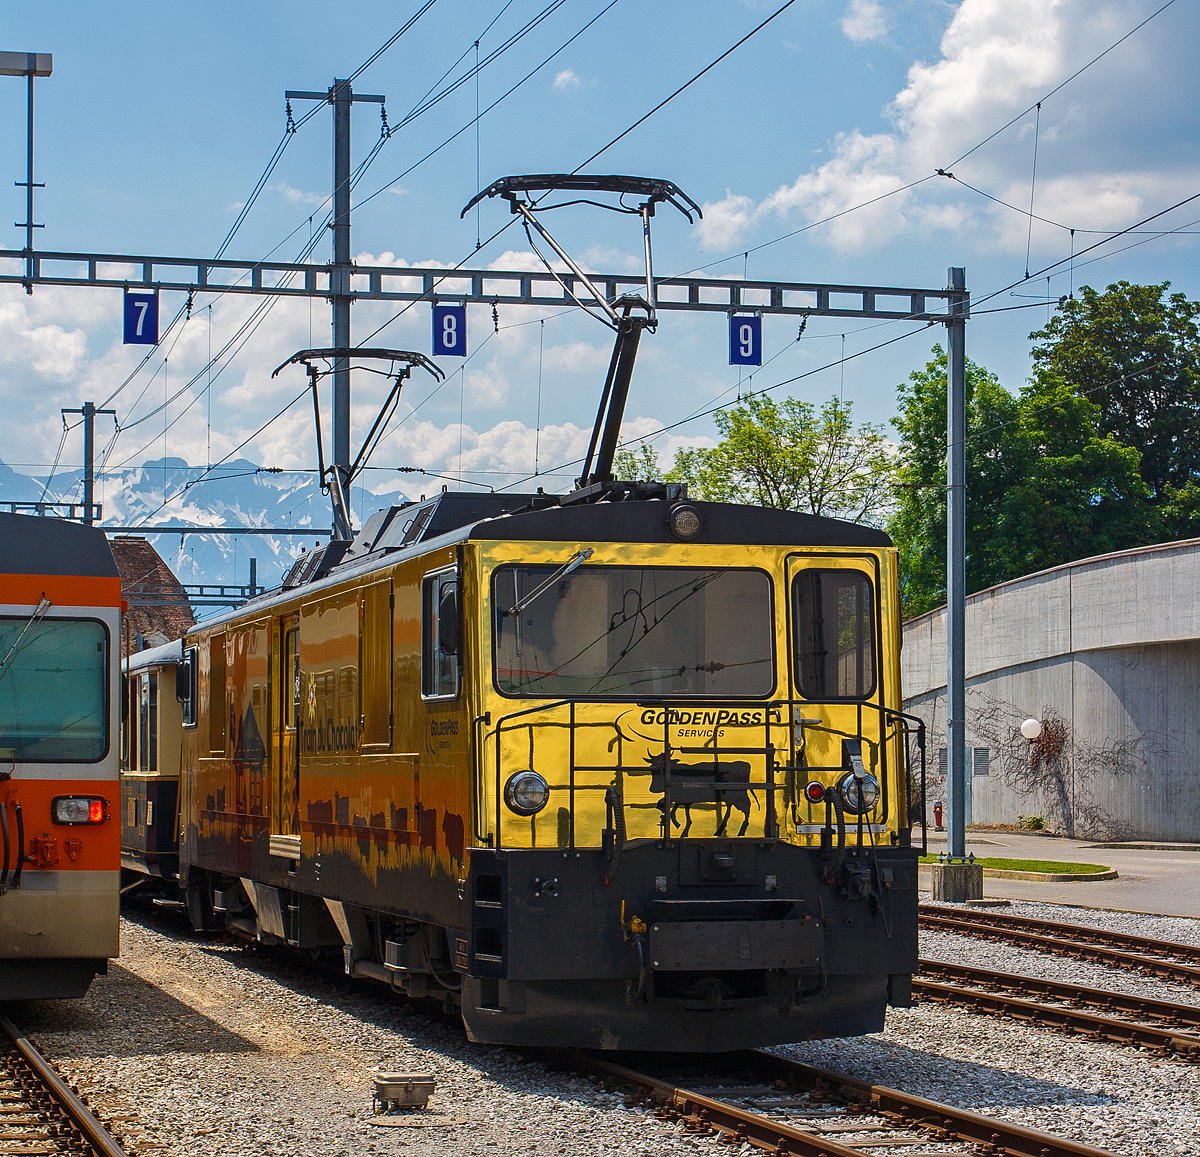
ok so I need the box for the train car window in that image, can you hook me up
[492,566,774,699]
[209,635,227,754]
[792,569,876,700]
[422,571,459,699]
[360,581,392,746]
[121,677,133,769]
[0,617,108,762]
[179,647,198,728]
[137,673,158,772]
[283,629,299,730]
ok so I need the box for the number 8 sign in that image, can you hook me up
[433,304,467,357]
[728,314,761,366]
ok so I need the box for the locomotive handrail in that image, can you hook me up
[481,694,925,853]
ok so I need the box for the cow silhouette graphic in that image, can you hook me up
[646,752,758,837]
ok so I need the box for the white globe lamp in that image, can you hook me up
[1020,718,1043,741]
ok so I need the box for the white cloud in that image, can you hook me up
[694,0,1200,253]
[272,182,325,207]
[553,69,582,92]
[695,192,756,251]
[841,0,887,43]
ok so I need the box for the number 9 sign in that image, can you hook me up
[728,314,761,366]
[433,304,467,357]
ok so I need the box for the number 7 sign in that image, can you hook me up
[729,314,761,366]
[123,291,159,346]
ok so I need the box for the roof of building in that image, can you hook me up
[110,535,195,657]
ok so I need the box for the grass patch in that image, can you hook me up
[919,856,1110,874]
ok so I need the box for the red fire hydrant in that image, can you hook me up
[933,801,944,830]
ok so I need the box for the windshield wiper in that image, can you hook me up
[0,597,51,683]
[505,548,594,619]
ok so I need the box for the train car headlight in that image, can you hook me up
[52,796,109,825]
[667,503,704,542]
[504,771,549,816]
[837,772,880,815]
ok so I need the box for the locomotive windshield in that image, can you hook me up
[493,565,773,698]
[0,617,108,761]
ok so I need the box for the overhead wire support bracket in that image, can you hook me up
[0,247,962,321]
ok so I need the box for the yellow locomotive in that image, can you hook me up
[167,486,922,1051]
[133,173,924,1050]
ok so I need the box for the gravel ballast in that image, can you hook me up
[7,898,1200,1156]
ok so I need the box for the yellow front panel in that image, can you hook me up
[472,539,906,852]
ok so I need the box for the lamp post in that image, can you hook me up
[0,51,53,294]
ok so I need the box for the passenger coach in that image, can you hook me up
[0,513,121,998]
[168,487,923,1051]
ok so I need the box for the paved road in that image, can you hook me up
[918,829,1200,917]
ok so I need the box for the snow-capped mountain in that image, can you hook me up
[0,456,404,605]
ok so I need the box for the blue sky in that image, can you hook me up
[1,0,1197,513]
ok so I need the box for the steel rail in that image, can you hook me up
[913,972,1200,1062]
[919,903,1200,964]
[555,1048,1123,1157]
[0,1015,128,1157]
[918,908,1200,987]
[918,957,1200,1030]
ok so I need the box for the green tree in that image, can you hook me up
[613,441,662,481]
[890,347,1156,618]
[1029,281,1200,535]
[667,393,895,523]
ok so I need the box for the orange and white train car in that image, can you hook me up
[0,512,121,998]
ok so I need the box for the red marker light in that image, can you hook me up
[89,799,106,823]
[804,781,825,803]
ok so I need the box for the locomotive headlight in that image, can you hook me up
[837,772,880,815]
[667,503,704,542]
[504,771,549,816]
[52,796,108,825]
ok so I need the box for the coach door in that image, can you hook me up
[272,613,301,845]
[784,553,889,840]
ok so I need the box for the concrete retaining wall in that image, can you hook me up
[902,539,1200,842]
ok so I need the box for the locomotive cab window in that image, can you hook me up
[793,569,876,700]
[492,565,774,698]
[0,616,108,762]
[422,571,459,699]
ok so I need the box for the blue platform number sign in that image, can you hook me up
[433,304,467,357]
[729,314,762,366]
[123,291,159,346]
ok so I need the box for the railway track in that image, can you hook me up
[555,1048,1121,1157]
[0,1015,127,1157]
[919,903,1200,987]
[915,959,1200,1061]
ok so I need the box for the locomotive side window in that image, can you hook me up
[208,634,227,754]
[492,566,773,699]
[793,569,876,700]
[422,571,459,699]
[0,617,108,762]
